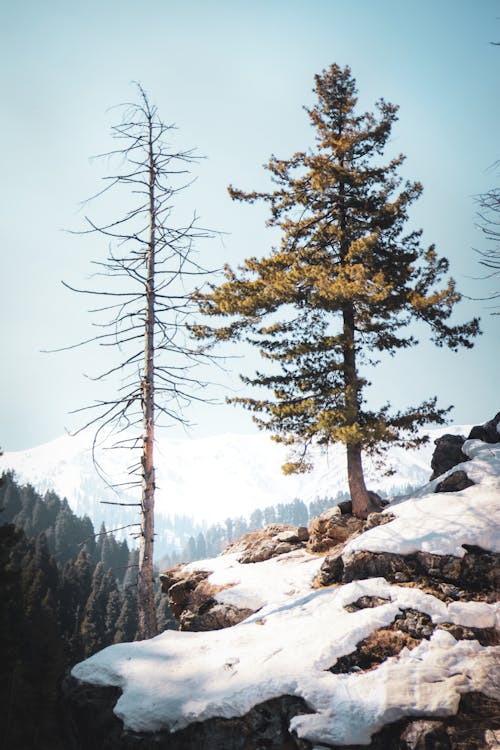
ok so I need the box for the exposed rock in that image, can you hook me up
[159,567,252,631]
[337,500,353,514]
[468,412,500,444]
[315,551,344,587]
[318,546,500,601]
[63,674,314,750]
[276,526,309,544]
[364,511,395,530]
[399,692,500,750]
[307,508,365,552]
[330,627,421,674]
[344,595,391,612]
[179,602,253,631]
[399,719,450,750]
[159,567,210,619]
[435,469,475,493]
[330,608,498,676]
[160,526,312,630]
[225,524,308,564]
[430,433,469,480]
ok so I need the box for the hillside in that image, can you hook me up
[66,421,500,749]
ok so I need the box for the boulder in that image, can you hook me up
[160,567,252,631]
[225,524,308,564]
[430,433,469,480]
[435,469,474,493]
[307,508,365,553]
[468,412,500,444]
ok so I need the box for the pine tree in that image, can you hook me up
[195,64,480,518]
[115,585,138,643]
[81,562,107,656]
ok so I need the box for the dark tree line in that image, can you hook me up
[0,472,174,750]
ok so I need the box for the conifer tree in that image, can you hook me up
[196,64,480,518]
[115,585,138,643]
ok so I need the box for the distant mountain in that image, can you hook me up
[0,425,469,556]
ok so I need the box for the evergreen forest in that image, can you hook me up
[0,472,174,749]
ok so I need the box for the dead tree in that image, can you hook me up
[61,85,213,639]
[474,170,499,313]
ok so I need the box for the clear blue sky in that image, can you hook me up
[1,0,498,450]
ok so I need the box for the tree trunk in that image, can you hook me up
[346,444,377,519]
[137,114,158,641]
[342,302,373,519]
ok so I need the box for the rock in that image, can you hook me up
[430,433,469,480]
[365,691,500,750]
[318,547,500,601]
[276,526,309,543]
[307,509,365,553]
[344,595,391,612]
[364,511,395,530]
[63,675,314,749]
[400,719,449,749]
[468,412,500,444]
[179,602,253,631]
[337,500,352,514]
[159,524,315,630]
[435,469,475,493]
[160,567,253,631]
[225,525,308,564]
[315,552,344,586]
[160,568,210,619]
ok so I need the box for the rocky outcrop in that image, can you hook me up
[66,413,499,750]
[307,506,365,552]
[340,691,500,750]
[159,565,253,631]
[430,433,469,479]
[63,676,314,750]
[435,469,474,493]
[468,412,500,444]
[159,525,312,630]
[318,545,500,602]
[225,524,309,563]
[430,413,500,482]
[331,607,498,675]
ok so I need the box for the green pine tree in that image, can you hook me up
[114,585,138,643]
[81,562,107,656]
[195,64,480,518]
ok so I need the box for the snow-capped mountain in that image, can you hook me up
[0,425,469,522]
[0,425,469,553]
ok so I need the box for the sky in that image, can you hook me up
[1,0,499,451]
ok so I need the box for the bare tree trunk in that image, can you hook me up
[61,86,213,639]
[137,113,158,640]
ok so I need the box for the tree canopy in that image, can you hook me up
[195,64,480,518]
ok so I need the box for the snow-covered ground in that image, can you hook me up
[72,438,500,746]
[0,424,469,525]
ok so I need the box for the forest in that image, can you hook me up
[0,472,174,749]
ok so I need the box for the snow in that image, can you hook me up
[344,440,500,559]
[71,437,500,745]
[185,549,324,612]
[72,576,499,741]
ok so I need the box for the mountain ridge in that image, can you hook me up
[0,425,471,519]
